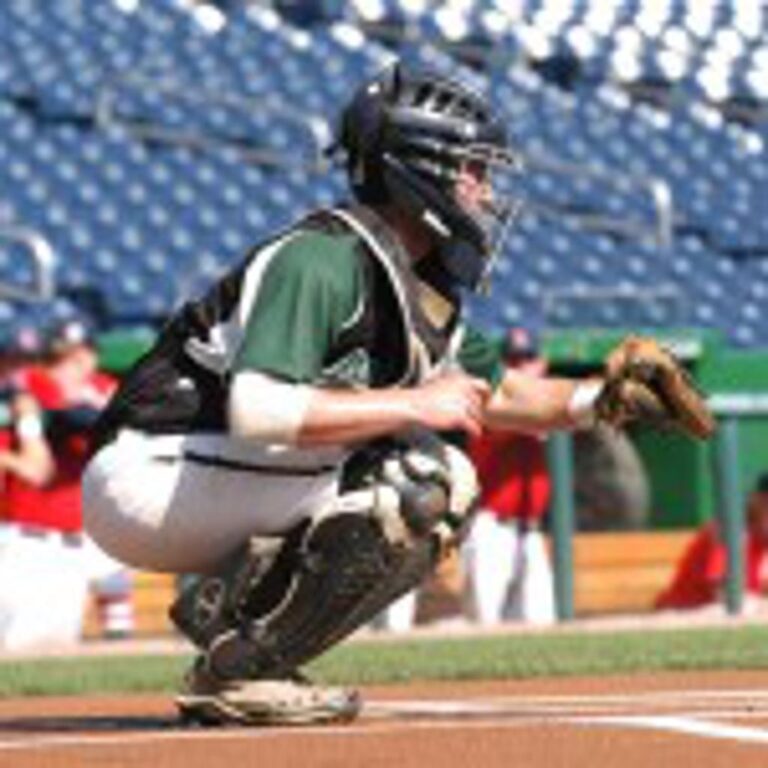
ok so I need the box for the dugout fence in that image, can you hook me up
[548,396,768,621]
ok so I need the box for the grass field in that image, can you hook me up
[2,624,768,698]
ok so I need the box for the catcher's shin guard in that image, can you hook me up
[170,430,478,681]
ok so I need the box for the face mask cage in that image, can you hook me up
[396,137,526,291]
[459,141,526,291]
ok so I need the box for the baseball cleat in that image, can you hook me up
[175,660,361,727]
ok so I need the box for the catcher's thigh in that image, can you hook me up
[83,430,342,573]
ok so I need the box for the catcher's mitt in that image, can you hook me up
[594,336,716,440]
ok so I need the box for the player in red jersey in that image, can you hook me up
[0,319,133,649]
[463,328,555,626]
[656,473,768,612]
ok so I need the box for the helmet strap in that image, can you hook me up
[381,155,488,290]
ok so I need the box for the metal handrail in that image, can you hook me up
[704,394,768,616]
[95,72,331,171]
[522,150,674,249]
[541,283,685,326]
[548,417,749,621]
[0,225,56,301]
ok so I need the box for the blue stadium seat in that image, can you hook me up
[0,0,765,344]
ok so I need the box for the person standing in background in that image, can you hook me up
[36,319,136,640]
[0,318,134,650]
[462,328,556,626]
[0,324,67,650]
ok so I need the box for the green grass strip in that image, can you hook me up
[1,625,768,698]
[312,625,768,685]
[0,655,189,698]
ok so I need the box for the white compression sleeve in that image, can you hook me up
[566,380,604,428]
[228,371,314,444]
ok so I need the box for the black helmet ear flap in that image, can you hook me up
[381,154,451,236]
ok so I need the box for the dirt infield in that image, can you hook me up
[1,670,768,767]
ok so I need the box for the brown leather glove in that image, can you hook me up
[594,336,716,440]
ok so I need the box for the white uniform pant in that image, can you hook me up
[0,524,135,650]
[0,524,89,651]
[83,537,135,637]
[462,510,556,626]
[83,430,344,573]
[370,590,419,633]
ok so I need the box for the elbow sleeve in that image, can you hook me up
[228,371,314,444]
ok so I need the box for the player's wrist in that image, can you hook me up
[15,413,45,441]
[391,389,424,429]
[566,379,604,428]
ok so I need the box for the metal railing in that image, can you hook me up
[95,72,331,171]
[0,225,56,302]
[548,395,768,621]
[541,284,686,329]
[522,151,674,249]
[707,394,768,616]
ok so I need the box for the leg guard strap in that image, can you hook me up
[206,511,436,680]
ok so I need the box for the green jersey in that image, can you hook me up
[94,207,504,444]
[234,220,503,389]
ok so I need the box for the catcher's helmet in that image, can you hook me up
[334,62,522,291]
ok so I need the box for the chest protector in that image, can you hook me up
[92,205,465,449]
[317,205,464,389]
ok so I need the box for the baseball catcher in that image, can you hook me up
[82,63,715,728]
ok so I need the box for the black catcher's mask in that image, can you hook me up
[333,62,523,292]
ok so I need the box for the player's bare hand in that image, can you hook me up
[409,372,492,437]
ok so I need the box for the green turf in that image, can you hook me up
[1,625,768,698]
[0,655,189,697]
[311,625,768,684]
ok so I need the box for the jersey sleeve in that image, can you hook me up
[233,231,364,383]
[456,324,505,387]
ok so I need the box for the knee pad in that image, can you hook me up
[346,428,479,550]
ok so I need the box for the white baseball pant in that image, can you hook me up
[82,430,344,574]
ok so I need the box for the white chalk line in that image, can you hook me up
[365,688,768,717]
[580,715,768,745]
[374,687,768,707]
[2,689,768,753]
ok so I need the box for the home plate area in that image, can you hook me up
[366,687,768,742]
[2,673,768,767]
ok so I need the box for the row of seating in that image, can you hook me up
[318,0,768,104]
[0,0,765,349]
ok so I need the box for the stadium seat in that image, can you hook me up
[0,0,766,347]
